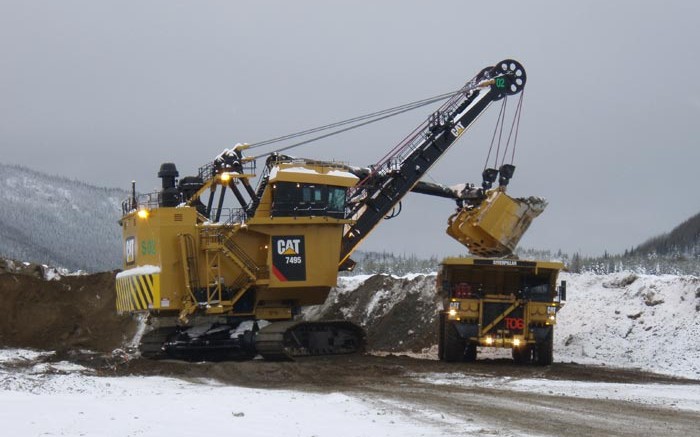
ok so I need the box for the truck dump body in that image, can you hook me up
[438,258,565,365]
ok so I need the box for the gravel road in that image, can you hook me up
[104,354,700,437]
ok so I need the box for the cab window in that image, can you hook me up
[271,182,346,218]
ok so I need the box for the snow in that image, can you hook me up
[115,265,161,279]
[268,165,359,182]
[124,313,149,351]
[269,166,314,178]
[42,267,62,281]
[333,271,700,380]
[328,169,359,178]
[555,272,700,379]
[337,272,435,292]
[0,259,85,280]
[392,272,434,281]
[41,264,85,280]
[230,319,270,338]
[0,349,53,363]
[3,346,697,436]
[324,273,438,327]
[415,373,700,413]
[0,349,451,437]
[337,274,375,291]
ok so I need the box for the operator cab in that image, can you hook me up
[271,182,347,218]
[267,161,359,219]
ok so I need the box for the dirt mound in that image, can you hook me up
[0,270,137,353]
[304,274,441,352]
[0,264,439,356]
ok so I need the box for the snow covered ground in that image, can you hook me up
[413,372,700,413]
[555,272,700,379]
[2,348,698,437]
[0,350,453,437]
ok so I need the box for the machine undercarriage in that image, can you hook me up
[139,319,364,361]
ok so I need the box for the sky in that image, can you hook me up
[1,1,699,258]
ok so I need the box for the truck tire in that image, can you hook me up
[535,336,553,366]
[512,345,531,364]
[464,343,477,362]
[438,313,446,360]
[441,319,466,362]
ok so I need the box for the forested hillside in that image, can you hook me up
[0,163,126,272]
[570,212,700,275]
[633,212,700,257]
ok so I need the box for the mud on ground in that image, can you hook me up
[101,353,697,389]
[13,351,700,437]
[0,270,137,354]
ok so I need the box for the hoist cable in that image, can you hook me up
[493,97,508,169]
[500,91,524,166]
[484,98,507,170]
[510,91,525,164]
[247,89,463,152]
[250,98,452,160]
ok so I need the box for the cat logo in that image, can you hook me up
[276,238,301,256]
[125,237,136,265]
[272,236,306,282]
[450,121,465,138]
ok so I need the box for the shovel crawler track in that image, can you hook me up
[255,321,366,361]
[137,320,365,361]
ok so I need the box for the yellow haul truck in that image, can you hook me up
[437,258,566,365]
[116,59,539,360]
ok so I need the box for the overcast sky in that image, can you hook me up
[1,1,699,258]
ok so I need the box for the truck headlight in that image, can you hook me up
[513,338,521,347]
[448,301,459,318]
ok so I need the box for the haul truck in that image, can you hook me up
[437,258,566,365]
[116,59,540,360]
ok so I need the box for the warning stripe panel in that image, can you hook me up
[130,276,146,309]
[117,279,126,312]
[138,275,154,304]
[115,273,160,313]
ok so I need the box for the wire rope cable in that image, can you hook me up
[247,88,466,159]
[484,98,508,170]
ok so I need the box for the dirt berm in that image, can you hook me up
[0,268,138,353]
[305,274,441,352]
[0,258,440,355]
